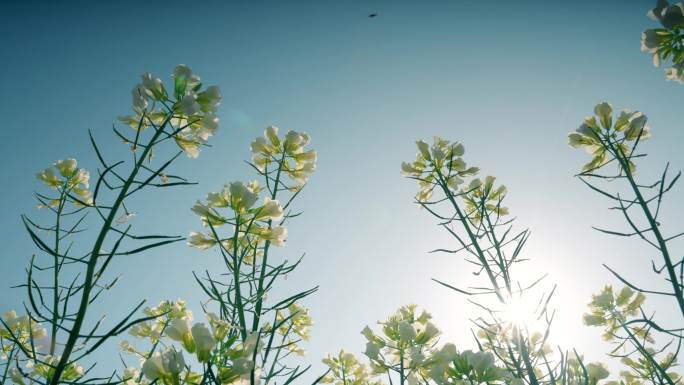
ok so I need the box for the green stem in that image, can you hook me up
[434,169,504,303]
[483,211,513,296]
[50,188,67,356]
[617,313,675,385]
[399,348,405,385]
[251,153,286,333]
[49,122,167,385]
[607,138,684,319]
[1,345,16,383]
[517,331,540,385]
[232,214,248,341]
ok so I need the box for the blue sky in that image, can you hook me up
[1,0,683,380]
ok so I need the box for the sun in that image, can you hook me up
[498,293,544,329]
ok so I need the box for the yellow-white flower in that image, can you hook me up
[191,201,227,227]
[37,167,61,188]
[142,72,166,101]
[166,317,192,345]
[207,312,231,341]
[258,225,287,246]
[142,348,186,381]
[254,198,284,221]
[188,232,218,250]
[398,320,416,343]
[197,85,222,113]
[132,84,148,114]
[594,102,613,129]
[191,323,216,362]
[180,94,200,116]
[229,182,259,213]
[55,159,77,177]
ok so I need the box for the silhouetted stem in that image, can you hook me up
[49,122,167,385]
[434,169,505,303]
[606,137,684,319]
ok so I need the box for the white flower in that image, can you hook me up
[284,130,310,153]
[191,201,227,226]
[142,348,186,381]
[419,322,440,342]
[255,198,283,221]
[265,126,280,147]
[141,72,165,100]
[229,182,259,212]
[166,318,193,350]
[198,85,222,112]
[173,64,194,81]
[206,313,230,340]
[232,357,255,375]
[55,159,78,177]
[259,225,287,246]
[180,94,200,116]
[655,2,684,29]
[364,341,381,360]
[206,190,229,208]
[142,353,164,380]
[593,102,613,129]
[251,136,274,155]
[198,114,219,139]
[463,350,495,374]
[37,167,61,188]
[188,232,217,250]
[164,348,186,375]
[72,168,89,187]
[624,112,651,141]
[665,62,684,84]
[398,320,416,343]
[641,29,662,54]
[192,323,216,362]
[416,140,430,160]
[132,84,148,113]
[587,362,610,381]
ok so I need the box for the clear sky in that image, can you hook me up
[1,0,683,381]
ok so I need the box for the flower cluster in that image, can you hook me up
[165,317,216,363]
[581,285,681,385]
[273,303,313,356]
[36,158,93,207]
[1,311,48,360]
[121,298,263,385]
[362,305,440,380]
[427,345,509,385]
[189,180,288,251]
[614,353,681,385]
[563,357,610,385]
[118,65,222,158]
[568,102,651,173]
[141,348,190,385]
[128,300,193,344]
[462,176,509,225]
[215,332,263,385]
[321,350,383,385]
[401,137,479,202]
[251,126,317,188]
[8,355,85,384]
[583,286,647,341]
[641,1,684,84]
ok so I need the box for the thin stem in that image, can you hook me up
[50,187,67,355]
[434,169,504,303]
[49,118,168,385]
[606,137,684,318]
[251,153,286,332]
